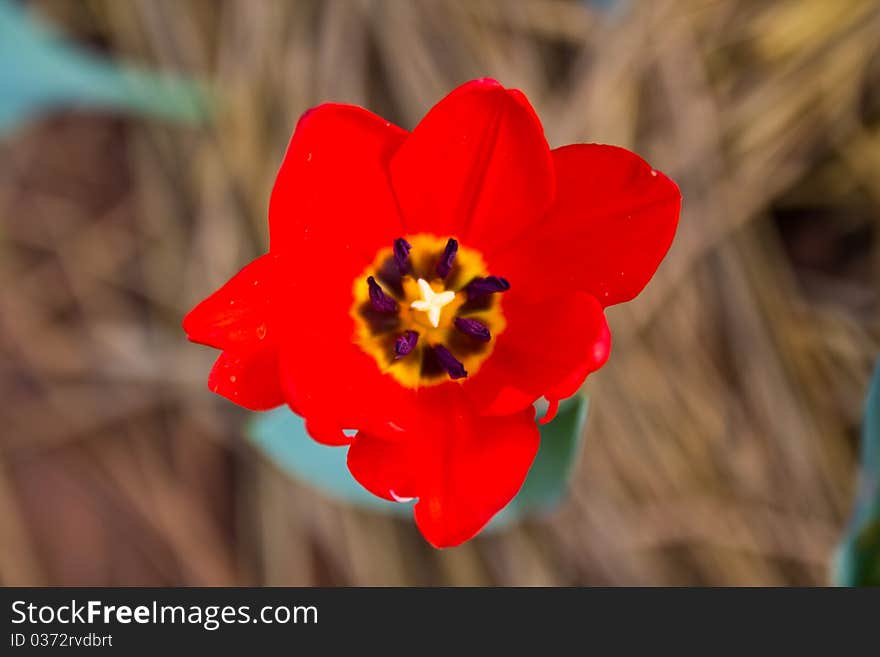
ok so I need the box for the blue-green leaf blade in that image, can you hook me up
[834,360,880,585]
[0,0,210,134]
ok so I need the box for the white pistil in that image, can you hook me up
[410,278,455,328]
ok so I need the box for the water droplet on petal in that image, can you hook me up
[229,375,237,383]
[390,489,415,503]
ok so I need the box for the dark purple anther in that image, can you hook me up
[393,237,412,275]
[394,330,419,359]
[454,317,491,342]
[436,238,459,278]
[434,345,467,379]
[465,276,510,300]
[367,276,398,313]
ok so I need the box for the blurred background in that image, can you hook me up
[1,0,879,586]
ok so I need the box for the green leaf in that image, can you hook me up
[834,360,880,586]
[247,395,590,531]
[0,0,210,135]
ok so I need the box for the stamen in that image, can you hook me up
[454,317,491,342]
[465,276,510,300]
[436,238,459,278]
[394,330,419,359]
[393,237,412,275]
[367,276,398,313]
[433,345,467,379]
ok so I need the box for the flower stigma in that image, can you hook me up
[410,278,456,328]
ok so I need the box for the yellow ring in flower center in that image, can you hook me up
[350,234,506,389]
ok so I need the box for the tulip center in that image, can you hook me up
[350,234,510,388]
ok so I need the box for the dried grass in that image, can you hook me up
[1,0,878,585]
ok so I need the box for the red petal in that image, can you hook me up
[269,103,408,265]
[542,318,611,402]
[267,103,427,440]
[269,104,407,430]
[347,393,539,547]
[280,337,425,442]
[346,430,421,502]
[305,417,352,447]
[464,291,610,415]
[538,398,560,426]
[208,348,284,411]
[277,249,435,443]
[182,254,280,351]
[493,144,680,306]
[390,79,554,256]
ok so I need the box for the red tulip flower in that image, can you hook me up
[184,79,680,547]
